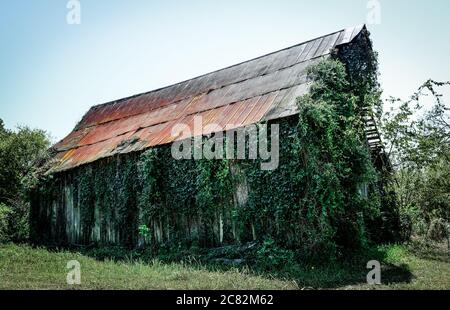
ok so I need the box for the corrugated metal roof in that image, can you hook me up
[49,25,366,173]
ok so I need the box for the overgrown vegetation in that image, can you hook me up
[31,57,396,269]
[24,29,400,272]
[0,120,51,243]
[380,80,450,245]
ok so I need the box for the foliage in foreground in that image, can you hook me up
[0,243,296,290]
[0,242,448,290]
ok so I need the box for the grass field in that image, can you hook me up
[0,242,448,290]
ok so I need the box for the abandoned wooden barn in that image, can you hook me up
[31,25,390,249]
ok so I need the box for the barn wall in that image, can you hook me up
[30,159,248,247]
[31,117,299,248]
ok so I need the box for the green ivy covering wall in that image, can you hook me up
[31,29,399,262]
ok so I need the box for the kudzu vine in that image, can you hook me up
[32,29,398,263]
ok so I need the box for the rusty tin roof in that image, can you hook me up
[49,25,365,173]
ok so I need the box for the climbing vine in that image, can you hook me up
[32,30,397,264]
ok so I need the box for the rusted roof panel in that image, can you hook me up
[48,25,366,173]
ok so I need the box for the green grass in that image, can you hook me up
[0,244,296,290]
[342,241,450,290]
[0,242,448,290]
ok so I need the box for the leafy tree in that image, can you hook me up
[380,80,450,241]
[0,119,51,242]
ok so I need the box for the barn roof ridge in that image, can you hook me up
[88,24,366,111]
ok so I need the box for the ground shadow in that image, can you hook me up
[283,262,414,289]
[381,263,414,285]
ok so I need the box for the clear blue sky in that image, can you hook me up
[1,0,449,141]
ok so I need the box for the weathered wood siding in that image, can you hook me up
[31,156,251,248]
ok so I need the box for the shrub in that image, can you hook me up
[0,203,12,243]
[256,238,295,271]
[0,120,51,242]
[427,218,448,242]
